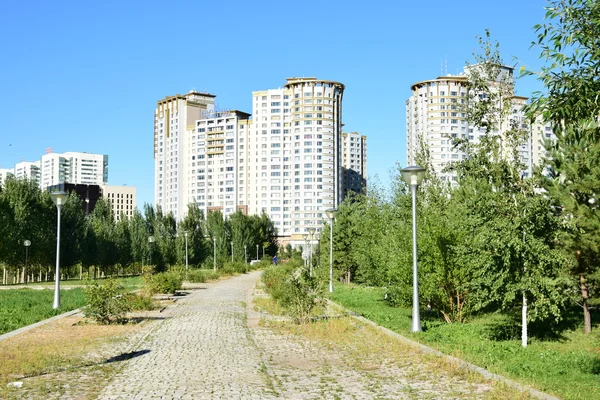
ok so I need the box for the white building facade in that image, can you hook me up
[14,161,41,185]
[40,152,108,188]
[406,66,548,182]
[341,131,367,200]
[101,184,137,221]
[0,168,13,186]
[154,78,362,244]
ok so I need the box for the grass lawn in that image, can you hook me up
[330,284,600,400]
[14,275,144,289]
[0,289,87,335]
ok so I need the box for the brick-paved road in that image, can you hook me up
[99,271,276,400]
[98,271,499,400]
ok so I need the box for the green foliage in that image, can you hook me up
[221,261,249,274]
[0,289,86,334]
[125,292,156,311]
[525,0,600,333]
[83,279,131,325]
[262,262,325,324]
[144,271,183,295]
[331,284,600,400]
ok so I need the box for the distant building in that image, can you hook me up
[14,161,41,185]
[41,152,108,188]
[341,132,367,199]
[0,168,13,186]
[47,183,102,215]
[101,184,136,221]
[406,65,552,183]
[154,78,367,246]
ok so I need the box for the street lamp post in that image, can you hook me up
[24,240,31,284]
[303,234,308,269]
[263,245,265,259]
[213,237,217,272]
[50,191,68,309]
[401,165,426,333]
[325,209,337,293]
[244,245,247,263]
[256,244,259,261]
[184,231,189,276]
[148,236,155,267]
[307,227,316,277]
[231,241,234,263]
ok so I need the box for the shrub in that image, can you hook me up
[221,261,249,274]
[187,270,206,283]
[261,264,325,324]
[125,292,156,311]
[84,280,131,325]
[144,271,183,295]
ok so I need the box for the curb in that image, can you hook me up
[327,300,560,400]
[0,308,84,342]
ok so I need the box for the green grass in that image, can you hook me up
[0,289,87,335]
[15,275,144,289]
[330,284,600,400]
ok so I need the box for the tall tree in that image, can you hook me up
[526,0,600,334]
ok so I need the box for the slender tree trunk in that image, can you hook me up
[522,292,528,347]
[581,273,591,334]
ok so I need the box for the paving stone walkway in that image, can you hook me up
[97,271,503,400]
[99,271,274,400]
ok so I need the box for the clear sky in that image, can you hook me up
[0,0,549,208]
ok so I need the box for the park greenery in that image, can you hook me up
[311,0,600,342]
[0,180,278,285]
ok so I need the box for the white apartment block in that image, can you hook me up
[406,65,549,182]
[40,152,108,188]
[155,78,356,244]
[248,77,344,243]
[0,168,13,186]
[14,161,41,185]
[154,91,252,220]
[101,184,136,221]
[341,132,367,199]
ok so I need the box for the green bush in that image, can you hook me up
[261,264,324,323]
[125,292,156,311]
[144,271,183,295]
[84,280,131,325]
[187,269,220,283]
[221,261,249,274]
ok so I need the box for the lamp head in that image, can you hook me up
[325,208,338,220]
[24,240,31,247]
[184,231,188,238]
[307,227,316,235]
[400,165,426,186]
[50,191,68,207]
[148,236,155,243]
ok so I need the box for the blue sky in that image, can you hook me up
[0,0,549,208]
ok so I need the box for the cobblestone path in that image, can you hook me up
[99,271,275,400]
[98,271,503,400]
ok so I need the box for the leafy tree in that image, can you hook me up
[525,0,600,334]
[177,203,207,266]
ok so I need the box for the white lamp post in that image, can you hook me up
[401,165,426,333]
[184,231,189,275]
[50,191,68,309]
[307,227,316,277]
[244,245,247,263]
[213,237,217,272]
[325,208,337,293]
[303,233,309,269]
[231,241,234,263]
[256,244,259,261]
[148,236,155,266]
[24,240,31,284]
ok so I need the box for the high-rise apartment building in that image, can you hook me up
[14,161,41,185]
[40,152,108,188]
[341,132,367,199]
[154,78,366,244]
[0,152,108,189]
[0,168,13,186]
[406,66,547,182]
[101,184,137,221]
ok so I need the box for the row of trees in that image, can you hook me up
[322,0,599,335]
[0,178,278,284]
